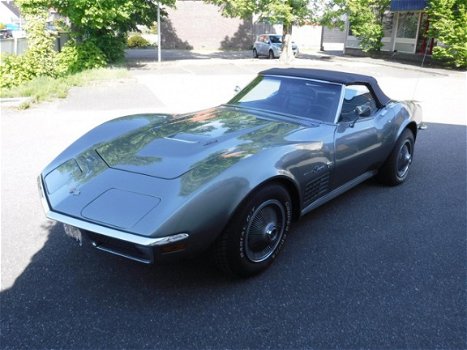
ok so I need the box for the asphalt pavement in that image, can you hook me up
[1,52,466,349]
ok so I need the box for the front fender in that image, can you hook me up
[156,138,332,253]
[154,146,302,252]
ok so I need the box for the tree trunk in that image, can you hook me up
[280,22,294,63]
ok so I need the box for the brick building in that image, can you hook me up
[162,0,322,50]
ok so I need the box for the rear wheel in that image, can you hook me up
[213,184,292,277]
[268,50,275,59]
[253,48,258,58]
[377,129,415,185]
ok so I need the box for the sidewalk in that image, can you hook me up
[125,48,457,76]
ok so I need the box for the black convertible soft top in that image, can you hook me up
[261,68,391,107]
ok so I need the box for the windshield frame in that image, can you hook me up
[227,74,345,125]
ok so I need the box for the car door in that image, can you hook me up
[258,35,268,56]
[332,84,394,187]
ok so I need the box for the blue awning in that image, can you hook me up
[390,0,427,11]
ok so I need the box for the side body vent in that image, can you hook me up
[303,173,330,206]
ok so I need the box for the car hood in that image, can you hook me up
[87,106,303,180]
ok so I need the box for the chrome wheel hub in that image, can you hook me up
[265,223,278,241]
[397,141,412,178]
[245,199,285,263]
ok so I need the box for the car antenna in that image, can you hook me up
[411,36,431,130]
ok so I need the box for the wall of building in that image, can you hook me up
[163,0,323,50]
[291,25,322,49]
[0,34,69,55]
[322,27,346,51]
[0,37,27,55]
[257,23,322,49]
[163,0,254,50]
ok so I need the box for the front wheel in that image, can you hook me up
[213,184,292,277]
[377,129,415,185]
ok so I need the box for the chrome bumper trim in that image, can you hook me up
[37,176,189,247]
[37,176,51,213]
[46,211,189,247]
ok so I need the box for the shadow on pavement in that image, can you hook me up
[125,49,253,65]
[1,220,234,348]
[1,123,465,349]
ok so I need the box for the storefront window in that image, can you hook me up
[396,12,419,38]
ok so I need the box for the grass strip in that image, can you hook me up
[0,67,129,109]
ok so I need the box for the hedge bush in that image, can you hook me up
[127,34,151,48]
[1,54,33,89]
[57,41,108,75]
[94,33,127,63]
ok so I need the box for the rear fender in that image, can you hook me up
[398,100,423,140]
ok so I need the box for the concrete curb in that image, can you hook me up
[0,97,33,109]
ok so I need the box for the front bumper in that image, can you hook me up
[274,46,299,57]
[38,176,189,264]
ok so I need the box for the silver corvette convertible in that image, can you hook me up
[38,68,423,277]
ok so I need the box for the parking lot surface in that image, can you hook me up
[1,54,466,349]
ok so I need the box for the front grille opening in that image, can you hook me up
[84,231,154,264]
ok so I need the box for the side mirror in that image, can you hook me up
[356,104,372,117]
[349,105,371,127]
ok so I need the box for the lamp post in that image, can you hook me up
[157,0,161,63]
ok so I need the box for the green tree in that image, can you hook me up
[207,0,312,34]
[321,0,390,52]
[204,0,313,59]
[22,12,58,76]
[427,0,467,68]
[348,0,390,52]
[18,0,175,63]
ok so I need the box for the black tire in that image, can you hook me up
[213,184,292,277]
[253,48,258,58]
[377,129,415,186]
[268,50,275,59]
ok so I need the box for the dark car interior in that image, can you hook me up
[339,88,378,122]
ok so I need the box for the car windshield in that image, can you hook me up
[270,35,282,44]
[228,75,342,123]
